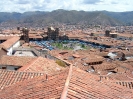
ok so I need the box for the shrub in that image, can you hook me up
[56,60,66,67]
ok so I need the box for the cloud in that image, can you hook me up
[83,0,102,4]
[0,0,133,12]
[16,0,31,4]
[111,1,118,4]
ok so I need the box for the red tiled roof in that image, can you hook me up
[114,66,127,73]
[0,55,37,67]
[84,58,104,63]
[18,57,66,75]
[0,66,132,99]
[72,54,80,58]
[119,62,133,71]
[126,70,133,79]
[101,70,133,89]
[0,70,44,90]
[0,36,12,40]
[108,72,133,81]
[79,54,104,64]
[66,67,133,99]
[74,62,90,71]
[0,36,20,49]
[92,62,118,71]
[0,69,69,99]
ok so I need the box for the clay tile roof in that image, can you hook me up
[18,57,66,75]
[0,69,69,99]
[59,51,68,55]
[0,36,12,40]
[114,67,127,73]
[0,70,44,90]
[81,54,104,63]
[93,62,118,71]
[115,62,133,71]
[110,70,133,89]
[0,66,133,98]
[0,36,20,49]
[125,70,133,79]
[66,67,133,99]
[0,55,37,67]
[125,58,133,62]
[72,54,80,58]
[108,72,133,81]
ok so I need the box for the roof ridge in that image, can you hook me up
[61,64,73,99]
[18,56,42,71]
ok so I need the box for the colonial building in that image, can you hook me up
[22,27,29,43]
[47,27,59,40]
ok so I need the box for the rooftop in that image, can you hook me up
[18,57,66,75]
[0,36,20,49]
[0,55,37,67]
[0,70,44,90]
[0,69,69,99]
[0,66,132,99]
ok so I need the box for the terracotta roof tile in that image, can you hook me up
[0,55,37,67]
[0,36,12,40]
[115,61,133,71]
[92,62,118,71]
[108,72,133,81]
[72,54,80,58]
[18,57,66,75]
[125,70,133,79]
[0,65,133,98]
[100,70,133,89]
[66,67,133,99]
[0,70,44,90]
[0,69,69,99]
[0,36,20,49]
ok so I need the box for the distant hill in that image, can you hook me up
[0,12,21,23]
[0,10,133,26]
[103,11,133,25]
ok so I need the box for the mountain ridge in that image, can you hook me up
[0,10,132,26]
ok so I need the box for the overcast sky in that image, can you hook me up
[0,0,133,13]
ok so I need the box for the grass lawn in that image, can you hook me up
[52,42,92,50]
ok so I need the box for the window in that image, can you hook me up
[14,68,18,70]
[2,67,6,69]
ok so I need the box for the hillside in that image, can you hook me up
[0,10,133,26]
[103,11,133,25]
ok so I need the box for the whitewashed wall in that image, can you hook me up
[7,41,20,56]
